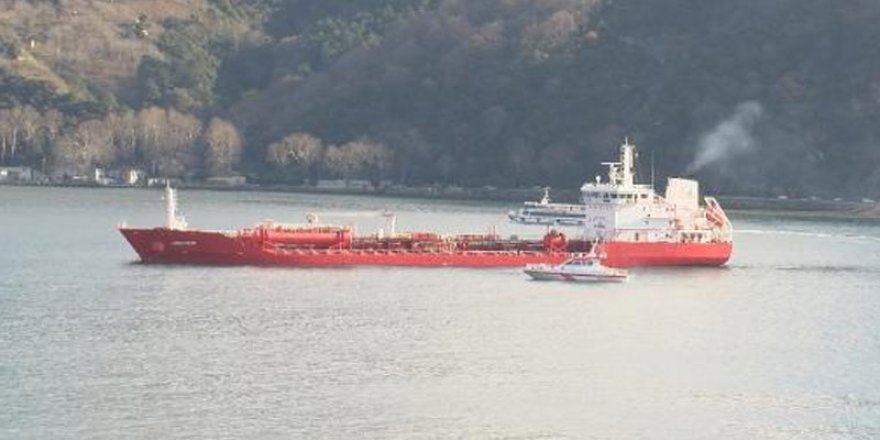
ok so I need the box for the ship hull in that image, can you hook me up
[602,241,732,268]
[119,228,572,268]
[120,228,731,268]
[120,228,255,266]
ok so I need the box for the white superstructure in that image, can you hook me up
[511,139,732,244]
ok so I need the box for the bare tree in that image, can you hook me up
[135,107,166,166]
[267,132,324,181]
[323,139,393,183]
[32,109,64,170]
[0,107,43,162]
[160,109,202,178]
[0,108,20,162]
[17,107,41,160]
[0,109,12,162]
[204,117,243,176]
[52,119,114,174]
[323,144,357,180]
[136,107,202,177]
[106,111,138,164]
[40,109,64,142]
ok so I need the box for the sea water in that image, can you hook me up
[1,186,879,439]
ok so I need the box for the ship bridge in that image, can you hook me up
[580,138,658,206]
[580,183,656,205]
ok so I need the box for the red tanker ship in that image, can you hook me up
[121,139,732,268]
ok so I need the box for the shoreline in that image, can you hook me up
[3,181,879,220]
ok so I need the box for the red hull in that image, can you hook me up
[120,228,731,268]
[602,241,732,267]
[120,228,256,265]
[120,228,573,267]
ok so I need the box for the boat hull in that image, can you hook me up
[602,241,732,268]
[119,228,572,268]
[120,228,731,268]
[119,228,256,265]
[524,269,627,282]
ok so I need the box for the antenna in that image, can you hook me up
[651,149,655,190]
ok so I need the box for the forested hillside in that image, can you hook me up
[2,0,879,198]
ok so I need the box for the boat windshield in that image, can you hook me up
[565,258,597,266]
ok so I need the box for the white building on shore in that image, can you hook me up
[0,166,36,182]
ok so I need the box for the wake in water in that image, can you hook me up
[774,264,878,274]
[725,262,879,274]
[737,229,880,244]
[733,229,880,274]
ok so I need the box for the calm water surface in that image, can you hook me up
[2,186,880,439]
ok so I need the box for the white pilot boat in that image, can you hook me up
[524,254,629,283]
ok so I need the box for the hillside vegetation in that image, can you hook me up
[1,0,879,199]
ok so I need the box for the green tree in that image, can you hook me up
[136,18,221,112]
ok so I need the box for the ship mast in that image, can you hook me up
[602,137,638,187]
[164,182,187,230]
[621,137,637,187]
